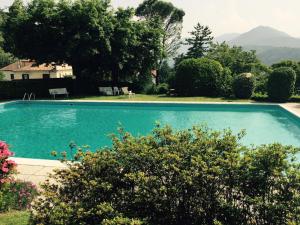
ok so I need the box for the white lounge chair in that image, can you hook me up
[99,87,113,96]
[113,87,120,95]
[121,87,135,98]
[49,88,69,99]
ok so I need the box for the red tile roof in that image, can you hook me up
[0,60,57,72]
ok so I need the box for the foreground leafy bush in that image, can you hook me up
[174,58,225,96]
[268,67,296,102]
[31,126,300,225]
[233,73,255,99]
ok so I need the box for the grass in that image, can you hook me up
[71,94,254,102]
[0,211,30,225]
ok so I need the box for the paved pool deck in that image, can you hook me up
[8,101,300,186]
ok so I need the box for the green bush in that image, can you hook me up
[156,83,169,94]
[145,83,169,95]
[174,58,225,96]
[268,67,296,102]
[0,180,38,212]
[31,125,300,225]
[232,73,255,99]
[271,60,300,89]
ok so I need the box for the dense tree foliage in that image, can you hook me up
[31,125,300,225]
[0,8,16,69]
[174,58,226,96]
[268,67,296,102]
[233,73,255,99]
[2,0,162,82]
[207,43,262,75]
[185,23,213,58]
[136,0,184,84]
[136,0,184,60]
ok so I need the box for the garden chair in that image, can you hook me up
[99,87,113,96]
[121,87,135,98]
[113,87,120,95]
[49,88,69,99]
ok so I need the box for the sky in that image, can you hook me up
[1,0,300,37]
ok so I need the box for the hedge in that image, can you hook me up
[267,67,296,102]
[174,58,225,96]
[233,73,255,99]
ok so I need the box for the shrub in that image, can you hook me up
[0,142,37,212]
[233,73,255,99]
[174,58,225,96]
[156,83,169,94]
[268,67,296,102]
[31,125,300,225]
[271,60,300,89]
[145,83,169,95]
[0,180,38,212]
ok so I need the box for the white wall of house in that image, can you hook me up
[1,68,73,81]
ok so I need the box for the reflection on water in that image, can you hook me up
[0,102,300,159]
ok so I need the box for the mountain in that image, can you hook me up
[215,33,240,43]
[229,26,300,48]
[216,26,300,65]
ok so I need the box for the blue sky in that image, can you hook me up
[2,0,300,37]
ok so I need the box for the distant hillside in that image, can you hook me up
[216,26,300,65]
[215,33,240,43]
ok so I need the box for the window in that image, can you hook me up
[43,74,50,79]
[22,74,29,80]
[10,74,14,80]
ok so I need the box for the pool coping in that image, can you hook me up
[3,99,300,185]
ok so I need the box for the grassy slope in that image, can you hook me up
[0,211,29,225]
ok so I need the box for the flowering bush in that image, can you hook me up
[0,141,37,212]
[0,180,38,212]
[0,141,16,185]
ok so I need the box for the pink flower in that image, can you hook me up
[7,160,16,167]
[1,161,9,173]
[0,141,14,158]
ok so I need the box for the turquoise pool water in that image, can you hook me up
[0,101,300,159]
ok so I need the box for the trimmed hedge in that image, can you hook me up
[233,73,255,99]
[174,58,224,96]
[267,67,296,102]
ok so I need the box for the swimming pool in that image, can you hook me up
[1,101,300,159]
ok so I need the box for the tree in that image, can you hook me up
[207,42,262,75]
[30,125,300,225]
[2,0,162,84]
[1,0,26,57]
[185,23,213,58]
[108,8,162,84]
[136,0,185,83]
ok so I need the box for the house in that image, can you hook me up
[0,60,74,81]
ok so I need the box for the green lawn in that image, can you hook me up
[0,211,30,225]
[71,94,254,102]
